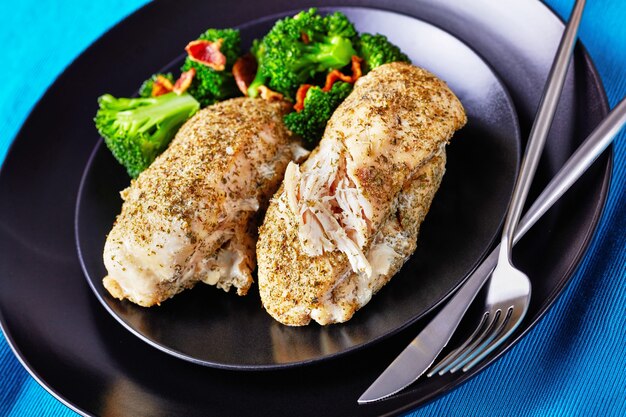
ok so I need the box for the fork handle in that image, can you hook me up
[500,0,586,252]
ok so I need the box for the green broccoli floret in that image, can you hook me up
[138,73,174,98]
[94,92,200,178]
[182,28,241,107]
[357,33,410,73]
[283,81,353,145]
[248,9,358,99]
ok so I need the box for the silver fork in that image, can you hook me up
[428,0,586,375]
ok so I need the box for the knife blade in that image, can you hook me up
[358,248,497,404]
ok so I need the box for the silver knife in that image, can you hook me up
[358,95,626,404]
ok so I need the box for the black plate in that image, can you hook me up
[0,0,611,416]
[75,8,520,369]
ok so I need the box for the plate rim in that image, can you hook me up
[0,0,613,415]
[73,5,522,371]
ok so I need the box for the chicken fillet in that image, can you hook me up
[103,98,305,307]
[257,63,466,325]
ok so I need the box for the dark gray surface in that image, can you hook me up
[0,1,610,416]
[76,9,520,369]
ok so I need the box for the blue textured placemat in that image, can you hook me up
[0,1,624,416]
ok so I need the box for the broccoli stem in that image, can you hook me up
[144,95,199,148]
[247,71,267,98]
[119,93,198,137]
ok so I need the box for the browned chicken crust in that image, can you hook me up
[257,62,466,325]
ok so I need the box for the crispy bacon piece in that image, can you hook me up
[152,75,174,97]
[322,56,363,92]
[322,70,352,92]
[258,85,284,101]
[232,53,258,95]
[301,32,310,44]
[293,57,363,112]
[349,55,363,82]
[173,68,195,95]
[185,39,226,71]
[294,84,313,112]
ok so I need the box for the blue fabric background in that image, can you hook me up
[0,1,624,416]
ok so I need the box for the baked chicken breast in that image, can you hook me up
[257,62,466,325]
[103,98,305,307]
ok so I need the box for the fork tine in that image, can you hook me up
[461,304,528,372]
[427,312,490,377]
[437,310,502,375]
[448,308,511,373]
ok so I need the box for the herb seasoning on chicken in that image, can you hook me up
[103,98,306,307]
[257,62,467,325]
